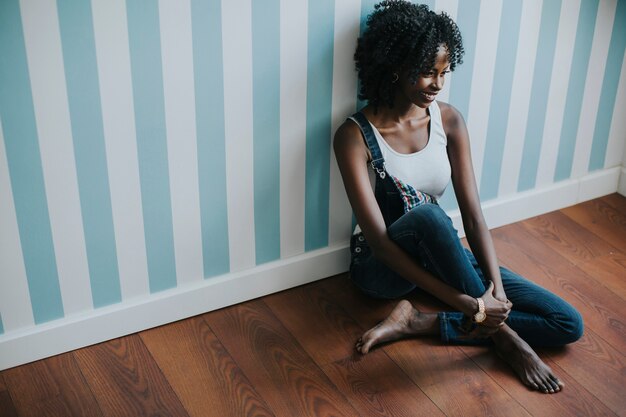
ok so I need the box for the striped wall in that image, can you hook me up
[1,0,625,367]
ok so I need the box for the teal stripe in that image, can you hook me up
[480,0,523,200]
[191,0,230,278]
[416,0,434,9]
[126,0,177,292]
[447,0,480,119]
[57,0,121,307]
[0,0,64,323]
[517,0,563,191]
[589,0,626,171]
[357,0,377,110]
[0,313,3,334]
[554,0,599,181]
[305,0,335,251]
[252,0,281,264]
[440,0,480,212]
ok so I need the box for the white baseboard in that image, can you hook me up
[619,166,626,196]
[448,167,621,236]
[0,166,621,370]
[0,245,350,370]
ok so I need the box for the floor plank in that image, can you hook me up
[1,197,624,416]
[561,198,626,251]
[547,329,626,416]
[73,334,188,416]
[2,353,102,417]
[320,277,531,417]
[140,316,274,417]
[492,225,626,415]
[523,211,616,265]
[461,345,619,417]
[577,252,626,300]
[602,193,626,213]
[0,374,18,417]
[203,299,359,417]
[492,223,626,351]
[265,280,445,416]
[384,340,531,417]
[0,391,18,417]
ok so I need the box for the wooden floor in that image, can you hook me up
[1,195,625,417]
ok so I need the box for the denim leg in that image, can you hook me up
[351,203,583,347]
[387,204,487,298]
[441,250,584,347]
[349,233,416,299]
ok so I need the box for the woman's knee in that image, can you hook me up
[389,203,453,238]
[552,305,584,344]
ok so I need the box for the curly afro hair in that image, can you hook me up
[355,0,464,109]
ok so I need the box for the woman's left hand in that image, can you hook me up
[493,287,508,303]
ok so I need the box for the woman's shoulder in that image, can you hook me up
[436,101,466,137]
[334,117,363,147]
[334,117,371,162]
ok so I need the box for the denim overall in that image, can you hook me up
[347,111,583,346]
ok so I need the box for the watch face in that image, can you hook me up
[474,312,486,323]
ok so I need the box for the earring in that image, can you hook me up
[391,72,399,83]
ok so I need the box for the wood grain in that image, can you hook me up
[322,354,445,417]
[492,223,626,351]
[320,275,530,416]
[577,251,626,300]
[203,299,359,417]
[2,353,102,417]
[265,278,444,416]
[561,198,626,250]
[523,211,615,265]
[461,345,619,417]
[1,197,624,416]
[263,279,365,365]
[0,373,18,417]
[140,316,274,417]
[0,391,18,417]
[73,334,188,416]
[602,193,626,213]
[547,329,626,416]
[385,340,531,417]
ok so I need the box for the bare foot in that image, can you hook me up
[355,300,438,354]
[493,327,564,394]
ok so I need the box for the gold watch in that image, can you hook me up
[473,297,486,323]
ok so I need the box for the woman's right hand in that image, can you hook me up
[460,282,512,338]
[478,281,512,329]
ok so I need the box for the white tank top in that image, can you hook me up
[364,100,451,200]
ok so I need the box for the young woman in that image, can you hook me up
[333,0,583,394]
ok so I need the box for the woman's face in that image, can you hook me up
[396,45,450,108]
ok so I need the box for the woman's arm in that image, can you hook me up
[334,120,479,317]
[441,103,507,302]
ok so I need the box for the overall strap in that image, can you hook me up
[350,112,387,179]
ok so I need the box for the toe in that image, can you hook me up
[548,376,562,392]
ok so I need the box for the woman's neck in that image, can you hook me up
[370,101,428,126]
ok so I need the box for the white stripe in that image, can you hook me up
[280,0,308,256]
[605,52,626,168]
[465,0,502,185]
[498,0,542,196]
[222,0,255,271]
[0,119,35,332]
[328,0,360,246]
[159,0,204,284]
[536,0,580,186]
[20,0,93,314]
[571,0,617,178]
[92,0,150,299]
[434,0,458,104]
